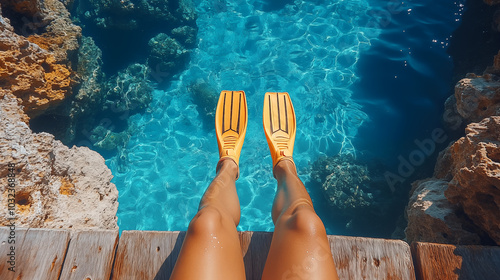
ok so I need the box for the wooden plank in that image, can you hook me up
[329,235,416,280]
[111,231,185,280]
[59,230,119,280]
[239,231,253,279]
[240,231,273,280]
[112,231,417,280]
[411,242,500,280]
[0,227,70,280]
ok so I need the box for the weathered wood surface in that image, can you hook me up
[412,242,500,280]
[115,231,416,280]
[240,231,273,280]
[5,227,499,280]
[329,235,416,280]
[59,230,119,280]
[0,227,70,280]
[111,230,186,280]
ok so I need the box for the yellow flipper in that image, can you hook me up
[263,92,296,167]
[215,90,248,167]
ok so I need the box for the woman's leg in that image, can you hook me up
[261,160,339,280]
[170,90,247,280]
[262,92,338,279]
[169,159,245,280]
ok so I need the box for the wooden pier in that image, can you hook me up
[0,227,499,279]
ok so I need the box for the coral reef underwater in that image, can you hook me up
[74,0,197,74]
[3,0,200,153]
[310,155,396,236]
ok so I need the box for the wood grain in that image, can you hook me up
[0,227,70,280]
[240,231,273,280]
[59,230,118,280]
[14,228,498,280]
[111,230,185,280]
[329,235,416,280]
[412,242,500,280]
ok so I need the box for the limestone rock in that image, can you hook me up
[405,179,480,245]
[1,0,81,64]
[0,1,80,117]
[445,117,500,245]
[0,91,118,230]
[454,74,500,123]
[408,117,500,245]
[433,143,455,181]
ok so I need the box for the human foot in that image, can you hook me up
[263,92,296,168]
[215,90,248,178]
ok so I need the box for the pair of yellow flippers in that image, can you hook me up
[215,91,296,172]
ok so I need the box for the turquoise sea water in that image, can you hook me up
[104,0,465,235]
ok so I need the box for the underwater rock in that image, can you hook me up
[104,63,153,114]
[75,0,197,73]
[89,126,130,151]
[148,33,190,82]
[311,155,380,214]
[311,155,397,236]
[0,90,118,231]
[66,36,105,140]
[67,63,153,151]
[172,25,198,48]
[188,80,218,128]
[77,0,196,30]
[405,179,481,245]
[444,117,500,245]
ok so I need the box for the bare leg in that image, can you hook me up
[170,159,245,280]
[262,160,339,280]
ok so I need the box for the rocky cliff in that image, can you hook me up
[0,0,118,230]
[406,48,500,245]
[0,90,119,230]
[0,0,80,117]
[0,0,199,231]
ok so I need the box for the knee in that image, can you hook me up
[284,207,327,237]
[187,206,224,235]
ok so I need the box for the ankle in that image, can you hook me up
[216,158,239,179]
[273,159,296,179]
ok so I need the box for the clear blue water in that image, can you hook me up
[105,0,465,235]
